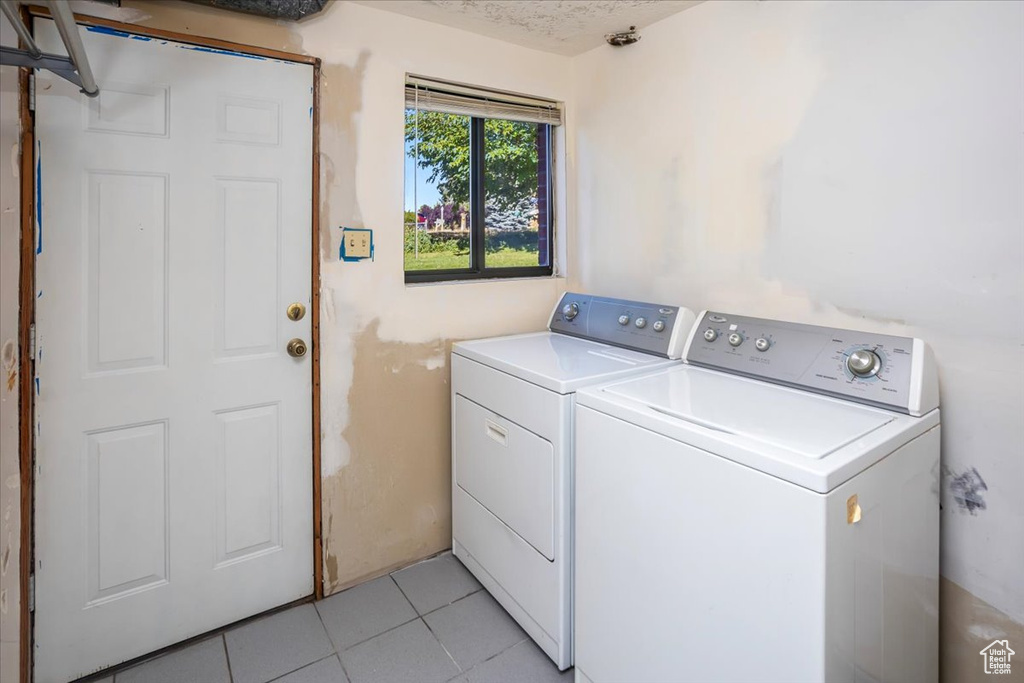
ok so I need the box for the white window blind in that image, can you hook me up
[405,75,563,126]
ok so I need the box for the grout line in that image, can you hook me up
[263,653,340,683]
[388,572,424,616]
[419,615,463,674]
[221,634,234,683]
[309,595,354,683]
[335,614,422,653]
[419,585,484,619]
[444,637,530,683]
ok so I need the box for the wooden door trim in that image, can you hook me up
[25,5,319,65]
[311,62,324,603]
[18,13,324,683]
[17,6,36,683]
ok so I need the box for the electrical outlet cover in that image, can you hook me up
[341,227,373,262]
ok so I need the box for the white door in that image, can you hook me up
[32,19,314,682]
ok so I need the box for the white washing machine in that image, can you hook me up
[452,293,697,670]
[574,310,941,683]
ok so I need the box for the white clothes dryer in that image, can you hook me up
[452,293,697,670]
[574,310,941,683]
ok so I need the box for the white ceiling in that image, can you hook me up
[351,0,703,56]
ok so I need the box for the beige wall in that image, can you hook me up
[569,1,1023,680]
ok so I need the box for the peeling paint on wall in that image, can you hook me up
[2,339,15,392]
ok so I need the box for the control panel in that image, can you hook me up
[683,311,938,415]
[549,293,696,359]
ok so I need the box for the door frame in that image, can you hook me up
[17,8,324,682]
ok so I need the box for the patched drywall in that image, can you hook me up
[0,14,21,682]
[569,1,1023,679]
[322,320,452,592]
[70,0,574,595]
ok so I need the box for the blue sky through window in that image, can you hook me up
[404,138,441,212]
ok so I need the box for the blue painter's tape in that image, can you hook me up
[34,377,39,395]
[35,141,42,254]
[178,45,266,61]
[85,25,150,40]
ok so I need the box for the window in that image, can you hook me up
[404,76,561,282]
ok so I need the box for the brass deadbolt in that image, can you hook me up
[287,338,308,358]
[286,302,306,321]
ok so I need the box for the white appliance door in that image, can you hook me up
[604,366,894,459]
[454,396,555,559]
[574,405,827,683]
[33,20,314,682]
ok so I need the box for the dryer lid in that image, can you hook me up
[454,332,676,394]
[603,366,895,459]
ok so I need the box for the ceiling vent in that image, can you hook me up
[605,26,641,47]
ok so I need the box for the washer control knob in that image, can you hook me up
[635,317,647,329]
[618,314,630,326]
[653,320,666,332]
[562,302,579,320]
[728,332,743,347]
[847,349,881,377]
[703,328,718,342]
[754,337,771,352]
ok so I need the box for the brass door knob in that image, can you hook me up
[287,338,308,357]
[286,302,306,321]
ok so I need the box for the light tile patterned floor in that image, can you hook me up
[89,553,572,683]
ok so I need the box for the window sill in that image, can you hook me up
[404,272,564,288]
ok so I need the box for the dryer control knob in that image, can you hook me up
[847,349,881,377]
[618,315,630,326]
[635,317,647,329]
[653,320,666,332]
[754,337,771,352]
[703,328,718,342]
[562,302,579,320]
[728,332,743,347]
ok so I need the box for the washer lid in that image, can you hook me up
[453,332,676,394]
[577,365,940,492]
[604,366,894,459]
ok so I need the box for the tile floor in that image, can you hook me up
[92,552,573,683]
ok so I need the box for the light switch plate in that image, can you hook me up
[341,227,373,261]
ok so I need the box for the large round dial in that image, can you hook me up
[562,302,579,320]
[847,349,881,377]
[703,328,718,342]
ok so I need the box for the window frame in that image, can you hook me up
[404,116,555,284]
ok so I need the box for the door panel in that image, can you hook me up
[33,19,314,682]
